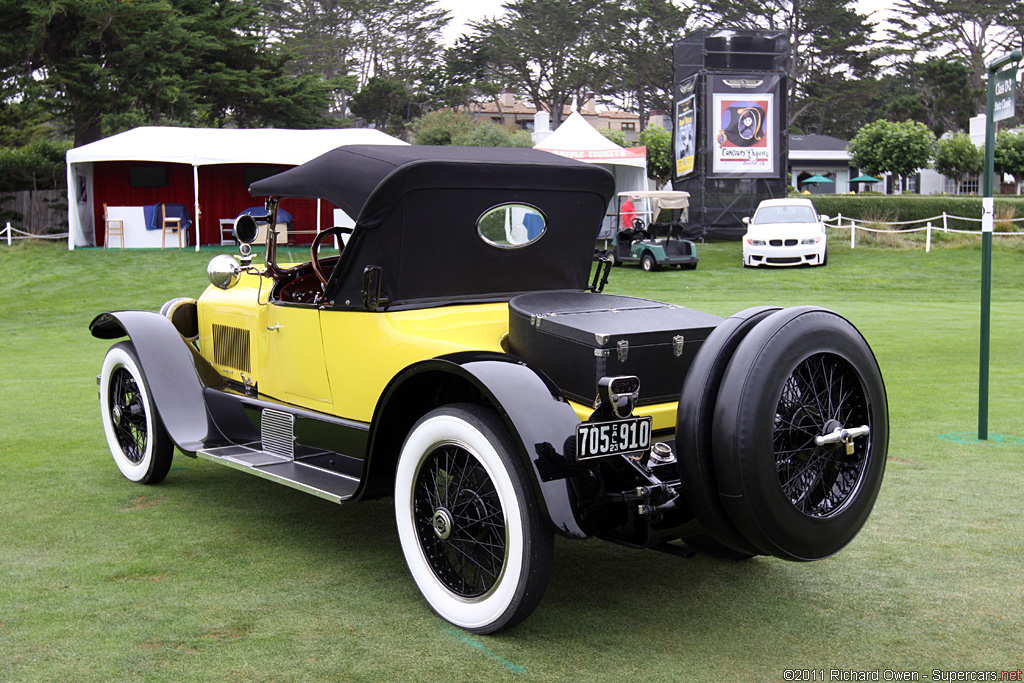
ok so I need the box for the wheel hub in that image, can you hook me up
[112,404,123,427]
[432,508,454,540]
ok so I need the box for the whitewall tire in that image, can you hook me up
[394,404,553,634]
[99,342,173,484]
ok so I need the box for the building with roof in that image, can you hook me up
[787,133,877,194]
[463,92,656,145]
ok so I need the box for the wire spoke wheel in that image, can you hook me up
[395,404,552,633]
[773,353,869,518]
[413,443,507,598]
[99,342,173,484]
[711,307,888,561]
[109,367,148,464]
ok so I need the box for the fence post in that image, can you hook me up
[837,212,843,228]
[926,222,932,253]
[5,222,11,246]
[850,222,856,249]
[942,212,948,232]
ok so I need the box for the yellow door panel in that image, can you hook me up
[260,305,334,410]
[321,304,509,422]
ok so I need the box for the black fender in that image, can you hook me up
[360,351,592,539]
[90,310,224,453]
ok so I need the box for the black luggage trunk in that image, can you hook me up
[508,292,723,406]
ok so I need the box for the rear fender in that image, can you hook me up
[90,310,223,452]
[361,351,592,539]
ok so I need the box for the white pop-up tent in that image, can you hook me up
[534,111,649,237]
[66,127,405,250]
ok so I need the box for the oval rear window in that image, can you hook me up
[477,203,546,249]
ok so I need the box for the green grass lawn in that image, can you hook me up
[1,237,1022,682]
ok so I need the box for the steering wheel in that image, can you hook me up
[632,218,646,231]
[311,226,353,292]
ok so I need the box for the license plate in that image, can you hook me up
[575,417,652,460]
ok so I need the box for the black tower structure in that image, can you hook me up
[672,29,789,239]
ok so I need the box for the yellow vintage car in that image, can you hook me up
[91,145,888,634]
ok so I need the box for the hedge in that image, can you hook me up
[804,195,1024,231]
[0,140,72,192]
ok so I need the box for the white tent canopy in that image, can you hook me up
[534,112,649,237]
[67,126,405,249]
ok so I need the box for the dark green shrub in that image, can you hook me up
[808,195,1024,231]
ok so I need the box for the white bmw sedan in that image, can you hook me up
[742,198,829,267]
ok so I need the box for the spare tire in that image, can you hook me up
[711,307,888,561]
[676,305,781,555]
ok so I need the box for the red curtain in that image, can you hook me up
[92,162,337,246]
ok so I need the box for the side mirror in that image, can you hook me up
[742,216,751,225]
[233,214,260,245]
[819,214,830,222]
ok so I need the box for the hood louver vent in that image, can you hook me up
[212,324,251,373]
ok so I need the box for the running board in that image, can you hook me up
[197,444,360,504]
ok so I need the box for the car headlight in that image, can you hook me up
[801,237,821,245]
[747,238,766,246]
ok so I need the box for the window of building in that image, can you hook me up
[621,122,636,131]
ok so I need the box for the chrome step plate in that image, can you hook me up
[198,444,359,504]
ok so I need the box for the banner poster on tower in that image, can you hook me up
[708,73,781,177]
[675,75,697,177]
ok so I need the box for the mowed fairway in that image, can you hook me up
[1,236,1022,682]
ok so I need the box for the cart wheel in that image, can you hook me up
[712,307,888,561]
[641,253,657,272]
[676,306,781,556]
[394,404,553,633]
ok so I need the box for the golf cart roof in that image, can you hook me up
[617,190,690,212]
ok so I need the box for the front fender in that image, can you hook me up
[363,351,592,539]
[90,310,223,452]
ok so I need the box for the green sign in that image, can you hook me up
[993,67,1017,122]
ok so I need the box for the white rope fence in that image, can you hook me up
[826,212,1024,252]
[2,222,69,245]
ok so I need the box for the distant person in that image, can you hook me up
[621,197,636,230]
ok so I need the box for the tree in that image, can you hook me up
[599,129,629,147]
[408,110,532,147]
[887,0,1024,114]
[10,0,339,145]
[933,133,983,191]
[350,77,419,135]
[639,126,672,188]
[994,129,1024,184]
[452,121,533,148]
[875,58,980,137]
[703,0,876,128]
[849,119,936,187]
[349,0,449,88]
[409,109,475,145]
[468,0,618,127]
[603,0,695,128]
[267,0,362,118]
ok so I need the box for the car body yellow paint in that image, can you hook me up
[196,276,680,426]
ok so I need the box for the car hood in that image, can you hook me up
[745,222,823,237]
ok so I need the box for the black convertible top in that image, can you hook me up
[250,145,616,310]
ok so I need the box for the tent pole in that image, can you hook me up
[67,162,76,250]
[193,165,201,252]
